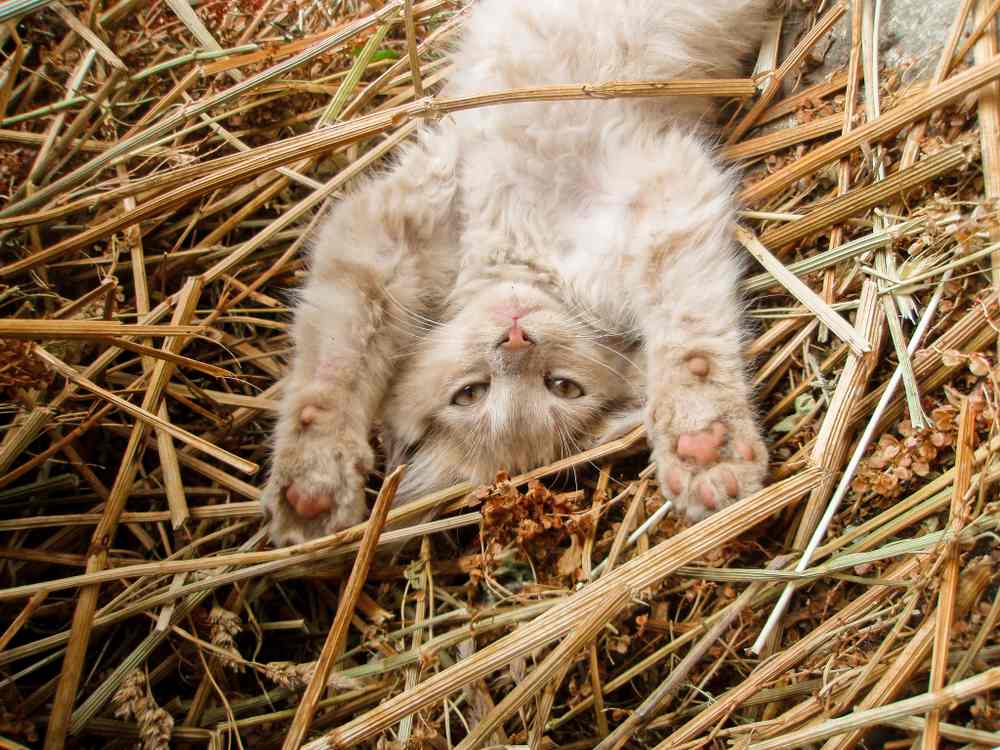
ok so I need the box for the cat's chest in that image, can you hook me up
[455,146,640,327]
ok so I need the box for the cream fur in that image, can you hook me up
[263,0,771,545]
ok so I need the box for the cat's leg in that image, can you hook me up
[609,134,768,521]
[263,131,459,545]
[642,292,768,522]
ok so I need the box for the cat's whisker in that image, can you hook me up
[381,307,438,333]
[384,322,435,340]
[553,344,632,386]
[463,418,491,472]
[553,419,581,492]
[564,299,643,338]
[383,288,444,329]
[554,316,642,341]
[294,295,434,338]
[386,310,437,329]
[563,410,621,481]
[566,320,644,341]
[589,339,643,373]
[552,326,643,372]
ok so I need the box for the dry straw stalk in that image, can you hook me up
[281,466,404,750]
[455,585,630,750]
[3,2,1000,748]
[740,53,1000,204]
[309,469,821,749]
[747,665,1000,750]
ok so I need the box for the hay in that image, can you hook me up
[1,1,999,749]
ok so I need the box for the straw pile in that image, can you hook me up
[2,0,1000,748]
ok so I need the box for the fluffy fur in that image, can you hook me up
[264,0,771,545]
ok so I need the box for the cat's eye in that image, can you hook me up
[452,382,489,406]
[545,376,584,399]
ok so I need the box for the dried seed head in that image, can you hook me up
[111,668,174,749]
[140,705,174,750]
[263,660,362,692]
[112,669,147,721]
[208,606,245,672]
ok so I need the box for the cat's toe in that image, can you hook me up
[655,414,767,521]
[732,438,757,462]
[261,479,309,546]
[264,476,366,546]
[693,462,762,516]
[676,421,727,465]
[284,482,334,520]
[261,435,373,546]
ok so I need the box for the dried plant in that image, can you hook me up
[111,669,175,750]
[2,2,1000,749]
[208,605,245,672]
[264,661,363,692]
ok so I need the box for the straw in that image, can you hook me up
[1,3,998,748]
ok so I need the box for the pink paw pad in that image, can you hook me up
[667,468,685,495]
[734,439,755,462]
[721,468,739,498]
[676,421,728,466]
[284,483,333,520]
[696,481,718,510]
[299,405,322,428]
[685,354,711,378]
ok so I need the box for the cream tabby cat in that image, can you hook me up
[263,0,771,545]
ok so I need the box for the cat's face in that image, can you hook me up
[382,281,642,495]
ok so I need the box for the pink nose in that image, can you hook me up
[500,321,533,351]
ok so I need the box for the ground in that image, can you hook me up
[784,0,964,82]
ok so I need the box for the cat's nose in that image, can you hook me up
[499,321,534,351]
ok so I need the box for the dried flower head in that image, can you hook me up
[110,668,174,750]
[0,338,53,398]
[263,661,362,692]
[140,706,174,750]
[480,473,588,583]
[112,669,147,721]
[208,606,245,672]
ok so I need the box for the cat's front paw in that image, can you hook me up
[649,404,768,522]
[263,405,374,546]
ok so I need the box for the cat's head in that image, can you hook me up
[382,279,642,500]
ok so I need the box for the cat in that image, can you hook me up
[262,0,772,546]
